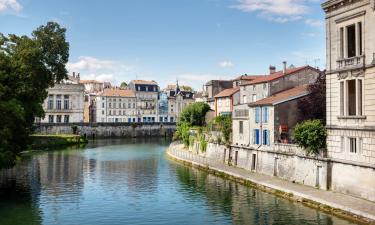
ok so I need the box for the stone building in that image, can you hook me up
[322,0,375,201]
[214,87,240,116]
[232,64,320,146]
[95,88,137,123]
[205,80,233,109]
[247,85,310,147]
[128,80,159,123]
[39,74,85,123]
[161,82,194,123]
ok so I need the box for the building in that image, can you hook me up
[205,80,233,109]
[95,88,137,123]
[214,87,240,116]
[247,85,310,147]
[322,0,375,201]
[40,74,85,123]
[128,80,159,123]
[232,64,320,146]
[161,82,194,122]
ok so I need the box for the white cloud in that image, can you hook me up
[67,56,133,84]
[0,0,22,13]
[305,18,324,27]
[231,0,323,24]
[218,61,234,68]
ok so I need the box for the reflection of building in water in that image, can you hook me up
[86,157,159,193]
[37,151,84,197]
[176,166,341,225]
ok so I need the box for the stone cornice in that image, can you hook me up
[322,0,368,13]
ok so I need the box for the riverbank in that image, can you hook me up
[167,142,375,225]
[30,134,87,150]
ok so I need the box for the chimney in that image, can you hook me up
[73,72,76,78]
[283,61,287,74]
[77,73,80,80]
[269,65,276,74]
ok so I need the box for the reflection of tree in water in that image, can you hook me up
[0,157,42,225]
[175,166,348,225]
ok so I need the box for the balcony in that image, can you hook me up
[337,55,365,70]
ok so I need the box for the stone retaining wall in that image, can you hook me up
[34,123,176,138]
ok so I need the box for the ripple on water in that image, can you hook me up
[0,139,360,225]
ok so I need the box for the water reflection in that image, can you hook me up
[0,139,358,225]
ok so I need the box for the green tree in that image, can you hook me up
[294,120,327,155]
[214,115,232,144]
[120,82,127,88]
[178,102,210,126]
[0,22,69,168]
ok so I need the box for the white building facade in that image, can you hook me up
[95,88,137,123]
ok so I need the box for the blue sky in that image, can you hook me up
[0,0,326,90]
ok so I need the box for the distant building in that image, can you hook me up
[128,80,159,123]
[214,87,240,116]
[95,88,137,123]
[162,82,194,122]
[39,73,85,123]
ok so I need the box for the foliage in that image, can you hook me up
[294,120,327,155]
[174,122,191,147]
[71,125,78,134]
[213,115,232,144]
[0,22,69,168]
[120,82,127,88]
[178,102,210,126]
[181,85,193,92]
[298,72,326,124]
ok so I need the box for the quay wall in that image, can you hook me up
[34,123,176,138]
[190,141,375,201]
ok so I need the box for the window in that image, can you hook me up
[255,107,260,123]
[252,94,257,102]
[102,102,105,108]
[109,110,112,115]
[239,121,243,134]
[254,129,260,145]
[64,115,69,123]
[56,115,62,123]
[109,103,112,108]
[340,22,363,58]
[64,95,69,110]
[48,95,54,109]
[349,137,357,153]
[263,83,267,89]
[340,79,363,116]
[263,130,270,146]
[262,107,269,123]
[102,110,104,115]
[56,95,61,110]
[48,115,54,123]
[243,95,247,104]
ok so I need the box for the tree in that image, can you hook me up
[0,22,69,168]
[294,120,327,155]
[298,72,326,124]
[178,102,210,127]
[120,82,127,88]
[214,115,232,144]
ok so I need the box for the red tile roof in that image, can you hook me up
[98,88,136,97]
[214,87,240,98]
[248,85,309,106]
[244,66,317,86]
[234,74,265,81]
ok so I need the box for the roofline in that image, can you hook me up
[248,91,309,107]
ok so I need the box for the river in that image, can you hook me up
[0,138,359,225]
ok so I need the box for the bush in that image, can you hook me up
[214,115,232,144]
[294,120,327,155]
[175,122,191,147]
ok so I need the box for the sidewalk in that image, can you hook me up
[167,144,375,224]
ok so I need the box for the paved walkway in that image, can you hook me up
[167,144,375,223]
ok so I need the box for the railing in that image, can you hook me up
[337,55,365,69]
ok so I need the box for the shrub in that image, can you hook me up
[294,120,327,155]
[175,122,191,147]
[214,115,232,144]
[178,102,210,126]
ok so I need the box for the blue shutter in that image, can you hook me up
[255,129,260,145]
[263,107,269,123]
[255,107,260,123]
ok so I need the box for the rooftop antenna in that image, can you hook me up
[313,58,320,69]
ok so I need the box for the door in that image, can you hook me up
[316,166,323,188]
[251,154,256,171]
[234,151,238,166]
